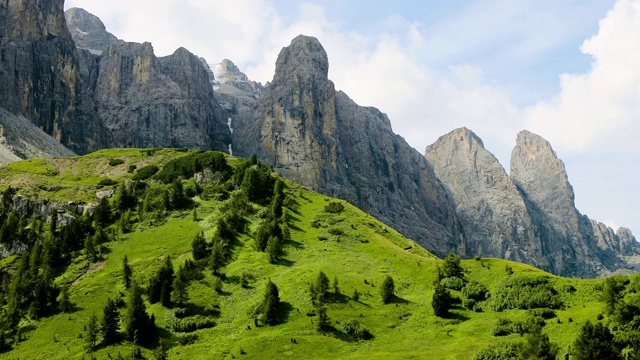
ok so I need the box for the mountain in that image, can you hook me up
[0,107,76,164]
[0,0,109,154]
[0,148,630,359]
[64,7,117,53]
[426,128,638,277]
[227,35,463,255]
[65,8,231,151]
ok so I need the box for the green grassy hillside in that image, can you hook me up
[0,149,632,359]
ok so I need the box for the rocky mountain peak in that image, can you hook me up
[273,35,329,84]
[510,130,575,207]
[64,7,117,53]
[214,59,249,83]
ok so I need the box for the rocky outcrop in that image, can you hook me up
[86,41,231,150]
[64,7,117,53]
[229,35,463,255]
[0,107,75,164]
[425,128,542,264]
[0,0,109,153]
[509,130,638,276]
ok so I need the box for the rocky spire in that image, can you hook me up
[272,35,329,84]
[425,128,542,265]
[65,7,117,53]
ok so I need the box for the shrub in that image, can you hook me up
[108,159,125,166]
[324,201,344,214]
[527,308,556,319]
[463,298,477,310]
[492,276,562,311]
[443,252,464,279]
[473,341,519,360]
[432,283,452,317]
[492,318,514,337]
[98,177,118,186]
[339,320,373,340]
[441,277,465,291]
[177,333,198,345]
[328,228,344,236]
[463,281,489,301]
[128,165,137,173]
[380,275,395,304]
[170,316,216,333]
[155,152,230,184]
[133,165,159,180]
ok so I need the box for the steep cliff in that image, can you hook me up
[64,7,117,53]
[0,0,108,153]
[424,128,543,265]
[510,130,637,276]
[229,35,463,255]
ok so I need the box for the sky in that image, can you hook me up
[64,0,639,237]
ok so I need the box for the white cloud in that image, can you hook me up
[523,0,640,156]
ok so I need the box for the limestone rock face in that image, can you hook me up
[509,130,638,276]
[90,42,231,150]
[229,35,463,255]
[64,7,117,53]
[424,128,542,265]
[214,59,264,94]
[0,0,109,153]
[0,107,75,164]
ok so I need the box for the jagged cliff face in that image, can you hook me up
[228,35,463,255]
[63,8,231,151]
[0,0,108,153]
[89,42,231,150]
[64,7,116,53]
[425,128,542,264]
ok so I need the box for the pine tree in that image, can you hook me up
[333,276,340,295]
[125,281,154,344]
[602,276,624,315]
[315,304,330,332]
[313,271,330,303]
[432,283,452,317]
[101,297,120,346]
[191,232,209,261]
[518,326,559,360]
[266,235,281,264]
[94,197,111,227]
[122,255,132,289]
[442,252,463,279]
[352,288,360,302]
[84,235,97,262]
[57,286,71,313]
[85,312,99,352]
[380,275,395,304]
[153,338,168,360]
[172,270,189,306]
[572,321,622,360]
[260,280,280,326]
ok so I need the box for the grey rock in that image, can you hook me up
[65,7,117,53]
[0,107,76,164]
[229,35,463,255]
[425,128,542,265]
[0,0,110,154]
[91,41,231,150]
[96,189,116,199]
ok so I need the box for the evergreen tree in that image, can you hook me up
[315,304,330,332]
[101,297,120,346]
[312,272,330,303]
[380,275,395,304]
[153,338,168,360]
[518,326,559,360]
[85,312,99,352]
[114,181,136,211]
[602,276,624,315]
[170,179,188,209]
[84,235,97,262]
[172,270,189,306]
[266,235,281,264]
[352,288,360,302]
[208,240,225,275]
[125,281,154,344]
[122,256,132,289]
[94,197,111,227]
[442,252,463,279]
[333,276,340,295]
[148,256,174,307]
[572,321,622,360]
[260,280,280,326]
[57,286,71,313]
[432,283,452,317]
[191,232,209,261]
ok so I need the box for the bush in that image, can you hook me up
[443,252,464,279]
[527,308,556,320]
[492,318,514,337]
[463,281,489,301]
[98,177,118,186]
[133,165,159,180]
[177,334,198,345]
[441,277,465,291]
[339,320,373,340]
[155,152,230,184]
[328,228,344,236]
[170,316,216,333]
[492,276,562,311]
[463,298,477,310]
[108,159,125,166]
[380,275,395,304]
[324,201,344,214]
[473,342,519,360]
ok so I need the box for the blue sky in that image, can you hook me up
[65,0,639,238]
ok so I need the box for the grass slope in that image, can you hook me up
[0,149,616,359]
